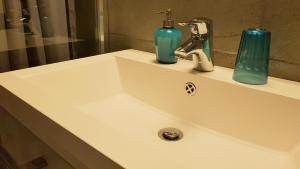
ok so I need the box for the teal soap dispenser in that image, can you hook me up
[155,9,182,64]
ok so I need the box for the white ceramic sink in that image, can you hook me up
[0,50,300,169]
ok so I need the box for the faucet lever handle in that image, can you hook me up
[178,21,208,36]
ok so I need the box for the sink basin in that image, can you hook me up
[0,50,300,169]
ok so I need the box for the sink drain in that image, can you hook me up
[158,128,183,141]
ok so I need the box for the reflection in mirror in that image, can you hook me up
[0,0,105,72]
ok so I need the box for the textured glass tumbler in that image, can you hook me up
[233,28,271,85]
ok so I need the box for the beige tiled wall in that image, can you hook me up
[262,0,300,81]
[107,0,300,82]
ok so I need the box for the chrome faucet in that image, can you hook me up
[175,18,214,72]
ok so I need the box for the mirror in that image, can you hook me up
[0,0,105,72]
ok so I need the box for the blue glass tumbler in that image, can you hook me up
[233,28,271,85]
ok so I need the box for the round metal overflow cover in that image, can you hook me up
[185,82,197,96]
[158,128,183,141]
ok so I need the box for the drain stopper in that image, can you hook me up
[162,131,180,140]
[158,128,183,141]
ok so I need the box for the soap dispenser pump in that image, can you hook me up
[155,9,182,64]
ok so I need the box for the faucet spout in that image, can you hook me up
[188,49,214,72]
